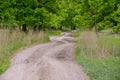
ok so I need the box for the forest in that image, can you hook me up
[0,0,120,33]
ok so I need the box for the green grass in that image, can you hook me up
[48,30,62,36]
[75,31,120,80]
[72,31,81,37]
[99,37,120,47]
[99,37,120,57]
[76,56,120,80]
[0,30,61,74]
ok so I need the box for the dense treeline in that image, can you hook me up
[0,0,120,33]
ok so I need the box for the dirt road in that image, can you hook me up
[0,33,89,80]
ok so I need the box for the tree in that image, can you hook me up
[0,0,120,33]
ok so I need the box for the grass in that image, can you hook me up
[72,31,81,37]
[0,30,61,74]
[75,31,120,80]
[76,56,120,80]
[47,30,61,36]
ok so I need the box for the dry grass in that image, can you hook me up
[0,30,48,46]
[0,30,49,73]
[79,31,120,58]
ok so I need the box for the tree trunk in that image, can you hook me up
[59,26,63,30]
[71,26,76,30]
[38,26,42,31]
[33,26,42,33]
[94,17,98,37]
[22,24,28,33]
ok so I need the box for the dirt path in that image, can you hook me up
[0,32,89,80]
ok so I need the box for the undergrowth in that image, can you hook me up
[75,31,120,80]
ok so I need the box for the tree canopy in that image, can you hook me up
[0,0,120,33]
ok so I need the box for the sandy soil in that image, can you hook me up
[0,32,89,80]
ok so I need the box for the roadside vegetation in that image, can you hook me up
[75,31,120,80]
[0,30,61,74]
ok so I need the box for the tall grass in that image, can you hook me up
[76,31,120,80]
[78,31,120,58]
[0,30,50,74]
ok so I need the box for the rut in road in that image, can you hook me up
[0,33,89,80]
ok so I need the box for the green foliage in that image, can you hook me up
[72,0,120,33]
[0,0,120,32]
[113,26,120,33]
